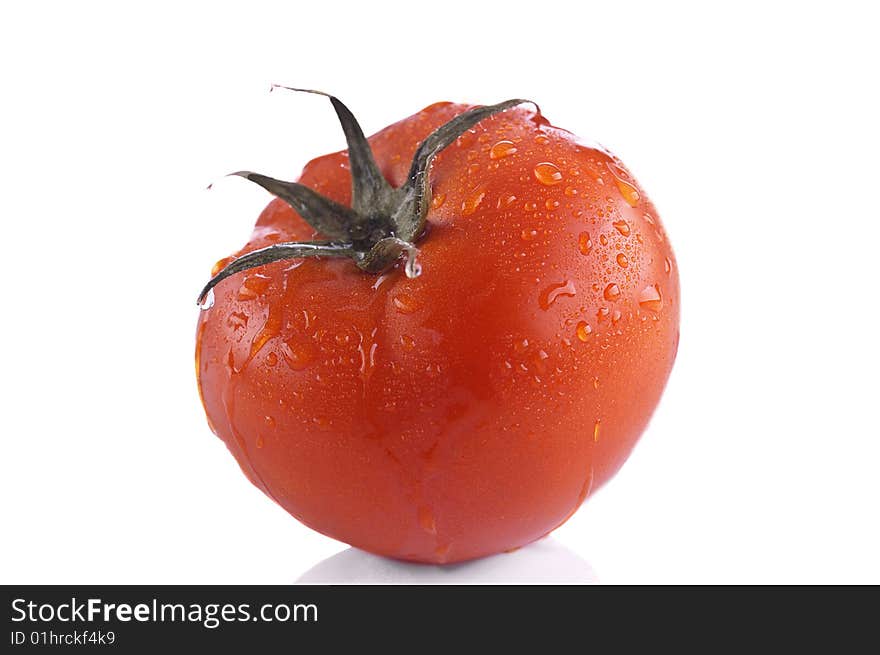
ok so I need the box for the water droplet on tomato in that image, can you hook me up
[664,257,672,274]
[597,306,611,322]
[461,185,487,215]
[607,162,640,206]
[521,228,538,241]
[578,232,593,255]
[431,192,446,209]
[638,284,663,312]
[227,312,248,330]
[266,352,278,367]
[418,506,437,534]
[198,288,215,310]
[524,200,538,212]
[564,185,578,197]
[533,162,563,186]
[249,310,281,359]
[616,253,629,268]
[489,140,518,159]
[593,420,601,442]
[400,334,415,351]
[614,178,640,207]
[255,435,265,449]
[611,309,622,323]
[403,249,422,279]
[535,134,550,145]
[280,339,314,370]
[531,351,549,375]
[545,198,560,210]
[599,234,608,246]
[612,220,630,237]
[238,274,271,301]
[392,293,421,314]
[211,256,235,277]
[372,272,392,291]
[434,543,451,561]
[540,280,577,310]
[264,415,276,429]
[576,321,592,341]
[603,283,621,301]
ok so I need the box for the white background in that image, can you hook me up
[2,1,877,584]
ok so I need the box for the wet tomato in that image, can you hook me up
[196,91,679,563]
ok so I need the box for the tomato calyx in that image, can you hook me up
[197,89,535,304]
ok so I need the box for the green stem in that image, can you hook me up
[198,91,534,304]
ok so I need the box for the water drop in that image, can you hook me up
[607,163,640,207]
[461,185,487,215]
[603,283,621,301]
[596,307,611,322]
[211,256,235,277]
[392,292,421,314]
[431,192,446,209]
[564,185,579,197]
[576,321,592,342]
[227,312,248,329]
[540,280,577,310]
[266,352,278,367]
[593,420,601,442]
[249,310,281,359]
[521,228,538,241]
[255,435,265,449]
[238,274,271,301]
[638,284,663,312]
[198,288,215,310]
[533,349,550,374]
[403,248,422,279]
[612,220,631,237]
[533,162,563,186]
[264,415,276,429]
[372,272,392,291]
[418,506,437,535]
[489,140,518,159]
[280,339,314,370]
[400,335,415,351]
[615,178,640,207]
[535,134,550,145]
[664,257,672,274]
[578,232,593,255]
[616,253,629,268]
[599,234,608,246]
[524,200,538,212]
[545,198,560,210]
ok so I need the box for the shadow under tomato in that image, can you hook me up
[295,538,598,584]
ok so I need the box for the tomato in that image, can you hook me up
[195,90,679,563]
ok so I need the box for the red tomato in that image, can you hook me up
[195,93,679,563]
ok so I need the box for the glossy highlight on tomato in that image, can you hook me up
[195,93,679,563]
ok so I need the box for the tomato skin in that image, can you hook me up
[196,102,679,563]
